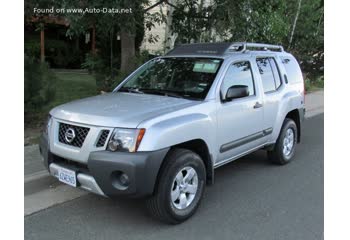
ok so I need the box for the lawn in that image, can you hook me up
[25,71,97,144]
[47,71,97,110]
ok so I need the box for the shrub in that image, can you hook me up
[24,55,56,113]
[305,75,324,92]
[81,53,106,74]
[24,40,40,59]
[24,39,83,68]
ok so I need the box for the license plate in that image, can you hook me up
[57,167,77,187]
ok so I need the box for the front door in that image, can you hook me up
[216,60,265,164]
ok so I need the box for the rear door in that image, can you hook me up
[255,57,284,138]
[216,59,265,164]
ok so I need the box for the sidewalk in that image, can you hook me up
[24,145,48,183]
[305,90,324,118]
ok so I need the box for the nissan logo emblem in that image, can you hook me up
[64,128,76,143]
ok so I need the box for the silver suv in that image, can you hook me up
[40,42,305,224]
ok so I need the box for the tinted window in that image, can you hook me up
[221,61,255,97]
[280,57,302,84]
[256,57,282,92]
[269,58,282,89]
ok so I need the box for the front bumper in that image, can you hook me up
[39,134,169,198]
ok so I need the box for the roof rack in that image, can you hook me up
[228,42,284,52]
[165,42,284,57]
[166,42,232,56]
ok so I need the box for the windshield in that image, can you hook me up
[118,57,223,100]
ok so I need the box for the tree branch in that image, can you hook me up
[144,0,167,12]
[166,1,177,9]
[144,0,178,12]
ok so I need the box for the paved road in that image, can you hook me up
[24,114,323,240]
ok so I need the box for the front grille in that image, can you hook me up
[58,123,90,148]
[96,130,110,147]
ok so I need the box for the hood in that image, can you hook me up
[50,92,200,128]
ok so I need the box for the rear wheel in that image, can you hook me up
[146,148,206,224]
[268,118,298,165]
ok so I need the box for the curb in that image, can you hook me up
[24,170,50,184]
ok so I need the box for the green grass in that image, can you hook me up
[25,71,97,128]
[47,72,97,109]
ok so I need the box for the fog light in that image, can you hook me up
[119,173,129,186]
[111,171,130,190]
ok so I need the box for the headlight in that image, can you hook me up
[107,128,145,152]
[44,115,52,135]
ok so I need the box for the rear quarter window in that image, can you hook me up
[280,57,303,84]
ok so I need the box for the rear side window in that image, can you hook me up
[221,61,255,97]
[256,57,282,93]
[280,57,302,84]
[269,58,282,88]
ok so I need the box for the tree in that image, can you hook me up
[169,0,323,79]
[288,0,302,49]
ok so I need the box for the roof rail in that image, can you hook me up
[228,42,284,53]
[165,42,285,57]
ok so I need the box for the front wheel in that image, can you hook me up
[146,148,206,224]
[268,118,298,165]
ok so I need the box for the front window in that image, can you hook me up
[118,57,223,100]
[221,61,255,97]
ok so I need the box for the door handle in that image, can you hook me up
[254,102,263,109]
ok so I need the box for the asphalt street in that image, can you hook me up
[24,113,323,240]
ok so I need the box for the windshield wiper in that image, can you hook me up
[141,89,184,99]
[119,87,144,94]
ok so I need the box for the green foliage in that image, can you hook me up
[25,70,97,127]
[170,0,323,80]
[81,50,152,92]
[24,56,56,113]
[24,39,83,68]
[81,53,115,91]
[305,75,324,92]
[81,53,106,73]
[132,50,152,68]
[24,40,41,59]
[290,0,324,79]
[46,39,82,68]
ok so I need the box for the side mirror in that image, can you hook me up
[225,85,249,101]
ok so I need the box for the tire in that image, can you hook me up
[268,118,298,165]
[146,148,206,224]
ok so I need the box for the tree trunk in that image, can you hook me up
[91,24,96,55]
[40,27,45,62]
[288,0,302,49]
[120,27,136,74]
[110,28,114,77]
